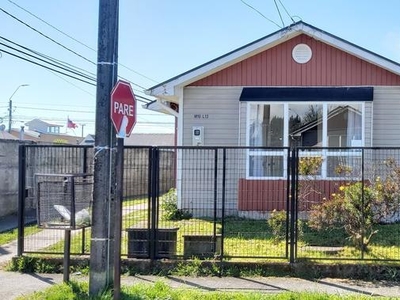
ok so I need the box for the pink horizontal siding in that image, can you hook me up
[238,179,350,212]
[190,35,400,87]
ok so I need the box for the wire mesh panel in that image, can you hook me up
[296,147,400,262]
[224,147,290,260]
[18,144,400,262]
[36,173,93,230]
[24,146,94,223]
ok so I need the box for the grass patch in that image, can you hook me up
[16,280,389,300]
[0,225,41,245]
[17,191,400,262]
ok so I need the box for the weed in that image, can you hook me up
[161,188,192,221]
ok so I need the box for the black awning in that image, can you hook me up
[239,87,374,102]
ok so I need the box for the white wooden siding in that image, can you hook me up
[373,87,400,146]
[182,87,242,146]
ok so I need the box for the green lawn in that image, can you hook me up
[15,193,400,261]
[0,225,41,246]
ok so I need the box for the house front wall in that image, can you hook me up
[177,34,400,215]
[182,87,242,146]
[372,86,400,146]
[189,34,400,87]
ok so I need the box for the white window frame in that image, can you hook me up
[246,102,365,179]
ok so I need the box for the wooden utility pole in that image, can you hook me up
[89,0,119,296]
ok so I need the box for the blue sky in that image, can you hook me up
[0,0,399,136]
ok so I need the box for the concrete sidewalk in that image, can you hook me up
[0,270,400,299]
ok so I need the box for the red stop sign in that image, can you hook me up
[110,80,136,137]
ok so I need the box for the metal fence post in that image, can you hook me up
[220,148,226,275]
[289,147,298,264]
[361,147,365,259]
[213,148,218,255]
[17,144,26,256]
[149,147,159,260]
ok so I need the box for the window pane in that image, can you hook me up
[327,104,362,147]
[326,155,362,178]
[289,104,322,147]
[249,155,284,177]
[249,104,283,147]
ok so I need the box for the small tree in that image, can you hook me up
[309,163,400,252]
[309,182,376,251]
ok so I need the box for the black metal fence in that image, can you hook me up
[17,145,400,262]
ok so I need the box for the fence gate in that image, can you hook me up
[123,146,292,261]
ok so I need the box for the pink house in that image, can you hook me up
[145,21,400,215]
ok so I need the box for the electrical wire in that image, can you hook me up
[239,0,282,28]
[277,0,296,24]
[0,7,96,66]
[6,0,97,52]
[0,41,96,82]
[1,5,156,102]
[0,35,96,79]
[0,47,96,86]
[6,0,159,84]
[0,36,153,103]
[274,0,285,27]
[49,71,96,97]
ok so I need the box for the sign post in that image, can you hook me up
[110,80,136,299]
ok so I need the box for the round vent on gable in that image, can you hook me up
[292,43,312,64]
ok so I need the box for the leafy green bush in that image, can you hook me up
[309,182,378,251]
[161,188,192,221]
[267,210,287,243]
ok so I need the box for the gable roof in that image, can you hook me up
[124,133,175,146]
[0,130,18,140]
[80,133,175,146]
[25,118,63,128]
[146,21,400,100]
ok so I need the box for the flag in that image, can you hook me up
[67,118,78,129]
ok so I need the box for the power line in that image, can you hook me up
[6,0,97,52]
[1,5,156,102]
[274,0,285,27]
[0,7,96,66]
[0,34,96,78]
[17,106,94,113]
[277,0,296,24]
[0,47,96,86]
[0,39,95,81]
[6,0,159,84]
[0,36,153,103]
[49,71,96,97]
[239,0,282,28]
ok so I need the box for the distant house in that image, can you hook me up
[0,130,18,140]
[4,119,83,144]
[125,133,175,146]
[80,134,95,145]
[25,119,63,134]
[80,133,175,146]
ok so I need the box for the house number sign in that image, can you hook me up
[194,114,209,119]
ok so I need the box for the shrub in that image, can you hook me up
[267,210,287,243]
[298,156,323,176]
[267,210,303,243]
[309,182,379,251]
[161,188,192,221]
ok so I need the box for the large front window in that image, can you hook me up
[247,102,364,178]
